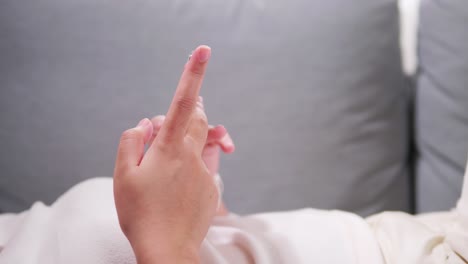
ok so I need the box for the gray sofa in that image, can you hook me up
[0,0,466,216]
[415,0,468,212]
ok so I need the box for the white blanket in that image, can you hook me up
[0,170,467,263]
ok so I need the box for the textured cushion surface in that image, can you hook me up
[416,0,468,212]
[0,0,408,215]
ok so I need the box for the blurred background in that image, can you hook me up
[1,0,467,216]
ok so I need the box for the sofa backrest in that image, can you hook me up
[0,0,409,215]
[415,0,468,212]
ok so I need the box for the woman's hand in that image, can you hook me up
[149,115,235,177]
[149,114,235,216]
[113,46,217,264]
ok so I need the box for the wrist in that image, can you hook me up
[133,239,200,264]
[137,253,199,264]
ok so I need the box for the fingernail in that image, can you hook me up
[198,96,204,103]
[154,118,164,128]
[137,118,153,141]
[198,46,211,63]
[137,118,150,128]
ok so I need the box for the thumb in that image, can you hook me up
[114,118,153,175]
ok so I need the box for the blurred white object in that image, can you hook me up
[0,178,385,264]
[1,176,468,263]
[399,0,421,76]
[457,157,468,216]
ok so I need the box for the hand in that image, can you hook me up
[113,46,216,264]
[150,115,235,216]
[149,115,235,177]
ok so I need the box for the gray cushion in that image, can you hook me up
[0,0,409,215]
[415,0,468,212]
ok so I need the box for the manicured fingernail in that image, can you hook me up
[197,46,211,63]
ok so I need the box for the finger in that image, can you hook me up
[198,96,205,111]
[157,45,211,145]
[114,118,153,175]
[214,173,224,210]
[206,125,227,144]
[206,125,235,153]
[148,115,165,145]
[186,105,209,153]
[216,201,230,216]
[151,115,226,149]
[218,132,235,153]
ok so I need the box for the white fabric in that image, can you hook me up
[367,211,468,264]
[457,159,468,217]
[364,159,468,263]
[0,178,383,264]
[0,165,467,263]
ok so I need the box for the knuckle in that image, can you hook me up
[154,137,181,156]
[175,97,196,112]
[114,170,146,198]
[155,138,171,153]
[189,65,204,77]
[194,113,208,128]
[126,167,140,179]
[115,154,131,172]
[192,108,208,128]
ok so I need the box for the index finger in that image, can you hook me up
[156,45,211,144]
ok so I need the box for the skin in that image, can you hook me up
[113,45,231,264]
[150,115,234,216]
